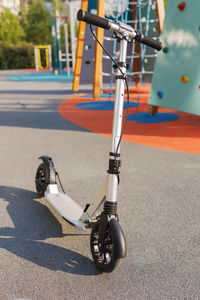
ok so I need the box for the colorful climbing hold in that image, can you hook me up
[177,2,186,11]
[163,47,169,53]
[157,91,164,98]
[181,75,189,83]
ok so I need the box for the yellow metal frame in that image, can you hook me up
[35,45,51,70]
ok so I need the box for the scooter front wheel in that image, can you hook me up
[90,218,126,273]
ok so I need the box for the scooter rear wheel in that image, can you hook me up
[90,219,125,273]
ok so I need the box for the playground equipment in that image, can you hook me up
[34,45,52,71]
[35,9,162,272]
[51,12,69,75]
[64,0,81,71]
[51,11,72,75]
[73,0,164,104]
[149,0,200,116]
[51,1,81,75]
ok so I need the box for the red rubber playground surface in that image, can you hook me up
[58,86,200,154]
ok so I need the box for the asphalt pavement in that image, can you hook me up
[0,70,199,300]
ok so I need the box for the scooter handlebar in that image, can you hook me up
[135,34,163,51]
[77,9,163,51]
[77,9,111,30]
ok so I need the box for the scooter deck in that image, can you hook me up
[45,184,85,228]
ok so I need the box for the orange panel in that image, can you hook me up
[73,0,88,92]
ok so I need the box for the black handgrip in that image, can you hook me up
[77,9,111,30]
[135,34,163,51]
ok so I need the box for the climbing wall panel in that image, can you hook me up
[148,0,200,115]
[78,0,97,86]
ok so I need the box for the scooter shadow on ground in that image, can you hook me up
[0,186,100,276]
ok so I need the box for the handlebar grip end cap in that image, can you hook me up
[77,9,85,21]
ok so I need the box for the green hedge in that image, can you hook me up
[0,42,35,70]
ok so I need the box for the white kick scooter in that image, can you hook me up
[35,9,162,273]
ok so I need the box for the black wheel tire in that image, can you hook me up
[90,219,125,273]
[35,163,50,197]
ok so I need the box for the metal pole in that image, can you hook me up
[48,45,52,69]
[69,1,76,70]
[106,38,128,203]
[55,10,62,74]
[111,38,128,154]
[93,0,105,98]
[64,23,70,76]
[52,21,59,74]
[34,46,39,71]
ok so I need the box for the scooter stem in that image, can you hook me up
[106,37,128,204]
[111,38,128,154]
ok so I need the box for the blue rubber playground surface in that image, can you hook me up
[127,112,180,123]
[7,71,73,82]
[76,100,137,111]
[82,93,115,99]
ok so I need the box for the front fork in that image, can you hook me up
[98,37,128,245]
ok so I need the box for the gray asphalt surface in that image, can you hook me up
[0,70,199,300]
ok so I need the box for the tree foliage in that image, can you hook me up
[0,8,25,44]
[24,0,52,45]
[0,41,34,69]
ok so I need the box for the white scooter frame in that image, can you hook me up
[35,9,162,272]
